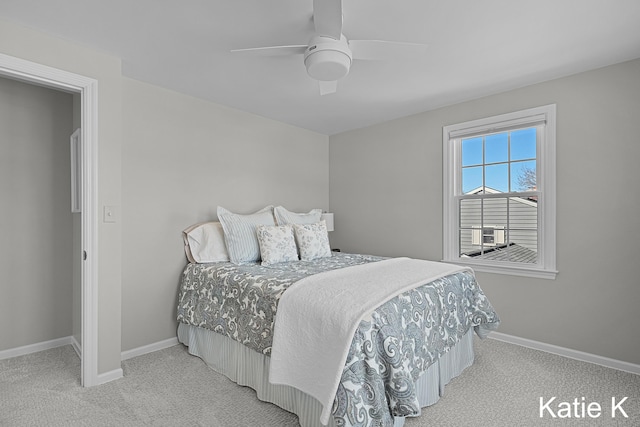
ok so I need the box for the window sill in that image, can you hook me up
[442,258,558,280]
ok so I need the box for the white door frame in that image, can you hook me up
[0,53,99,387]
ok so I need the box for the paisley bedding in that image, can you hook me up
[176,252,500,426]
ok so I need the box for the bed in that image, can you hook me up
[176,206,500,427]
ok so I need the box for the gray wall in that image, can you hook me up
[2,17,125,375]
[329,58,640,365]
[120,78,329,351]
[0,77,74,350]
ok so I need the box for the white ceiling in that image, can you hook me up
[2,0,640,135]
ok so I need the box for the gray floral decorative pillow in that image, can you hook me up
[256,224,299,266]
[293,220,331,261]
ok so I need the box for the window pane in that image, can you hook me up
[462,166,483,194]
[510,128,536,161]
[459,199,481,229]
[459,199,481,257]
[459,229,475,257]
[487,241,537,263]
[483,198,507,227]
[511,160,537,192]
[509,197,538,230]
[462,137,483,166]
[485,163,508,193]
[485,133,508,164]
[506,196,538,263]
[508,229,538,252]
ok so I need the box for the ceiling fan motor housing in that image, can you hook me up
[304,35,352,81]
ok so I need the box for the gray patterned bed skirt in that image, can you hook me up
[177,323,475,427]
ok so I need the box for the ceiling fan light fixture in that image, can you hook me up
[304,35,352,81]
[230,0,429,95]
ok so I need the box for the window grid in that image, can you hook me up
[443,104,556,279]
[457,128,539,263]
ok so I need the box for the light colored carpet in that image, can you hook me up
[1,337,638,426]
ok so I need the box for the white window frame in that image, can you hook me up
[442,105,557,279]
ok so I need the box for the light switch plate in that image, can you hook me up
[103,205,119,223]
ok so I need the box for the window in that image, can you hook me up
[443,105,557,279]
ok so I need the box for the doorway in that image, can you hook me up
[0,53,99,386]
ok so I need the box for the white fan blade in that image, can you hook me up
[230,45,307,57]
[349,40,428,61]
[313,0,342,39]
[319,80,338,96]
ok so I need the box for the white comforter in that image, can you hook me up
[268,257,468,425]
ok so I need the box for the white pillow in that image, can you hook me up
[293,220,331,261]
[182,221,229,263]
[274,206,322,226]
[256,224,299,266]
[217,205,276,264]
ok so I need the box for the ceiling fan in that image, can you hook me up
[231,0,428,95]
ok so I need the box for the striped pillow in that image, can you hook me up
[217,206,276,264]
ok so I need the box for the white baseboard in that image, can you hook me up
[1,335,173,386]
[489,332,640,375]
[96,367,123,385]
[0,336,74,361]
[71,335,82,359]
[121,337,179,361]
